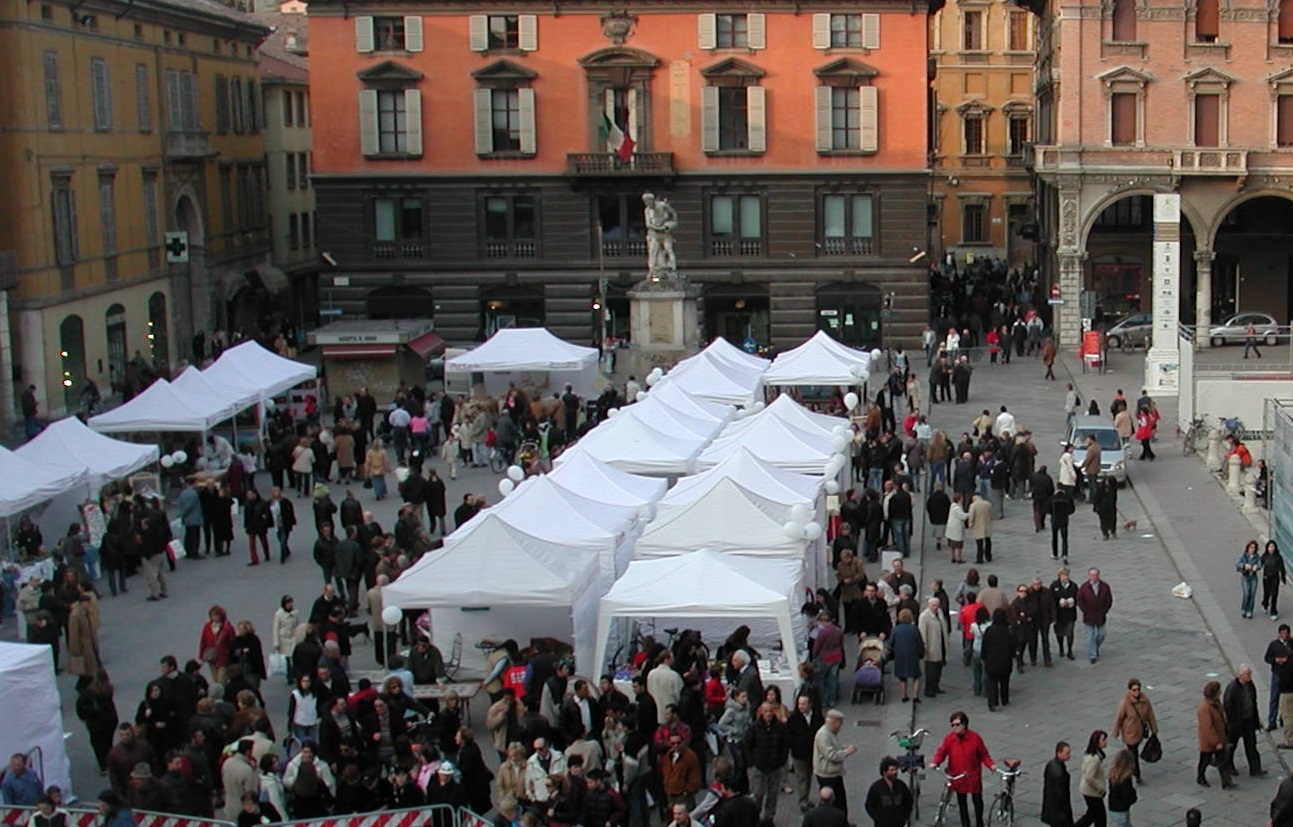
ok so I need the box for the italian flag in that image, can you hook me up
[601,112,635,161]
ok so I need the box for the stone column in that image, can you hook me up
[1194,249,1215,349]
[1054,189,1083,348]
[0,291,15,427]
[1144,193,1182,395]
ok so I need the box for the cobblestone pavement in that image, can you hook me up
[4,350,1286,826]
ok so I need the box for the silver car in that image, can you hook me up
[1104,312,1152,350]
[1066,415,1130,485]
[1209,312,1282,347]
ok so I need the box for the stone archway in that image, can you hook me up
[1207,192,1293,326]
[171,187,208,352]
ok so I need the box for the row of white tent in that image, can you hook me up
[385,329,880,675]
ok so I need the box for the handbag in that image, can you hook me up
[202,646,217,663]
[268,652,288,677]
[1140,732,1162,763]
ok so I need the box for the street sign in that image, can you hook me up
[164,232,189,263]
[319,308,344,317]
[742,337,758,353]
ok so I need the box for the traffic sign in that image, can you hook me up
[742,337,758,353]
[164,232,189,263]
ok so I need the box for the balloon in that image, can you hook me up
[381,606,403,626]
[824,480,840,495]
[822,462,834,477]
[850,364,865,379]
[636,391,648,402]
[607,407,619,417]
[173,450,188,464]
[870,349,883,362]
[831,436,848,453]
[160,455,174,468]
[843,392,860,411]
[832,425,846,438]
[752,401,766,412]
[507,465,525,482]
[498,478,515,496]
[826,455,845,475]
[803,522,823,541]
[790,503,810,524]
[783,521,803,540]
[645,373,659,387]
[650,367,664,379]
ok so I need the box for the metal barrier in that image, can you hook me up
[270,804,463,827]
[0,806,235,827]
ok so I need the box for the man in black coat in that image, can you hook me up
[1030,466,1055,533]
[1040,741,1074,827]
[856,583,893,640]
[980,608,1015,711]
[787,696,824,813]
[863,756,913,827]
[802,787,849,827]
[1223,665,1267,777]
[1049,489,1075,563]
[926,484,951,550]
[268,487,297,564]
[747,703,790,820]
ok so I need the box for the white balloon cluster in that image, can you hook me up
[159,450,188,469]
[645,367,665,387]
[783,502,823,541]
[635,391,649,403]
[498,464,524,496]
[849,364,866,380]
[381,605,403,626]
[733,400,767,420]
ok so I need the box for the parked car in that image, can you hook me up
[1066,415,1130,485]
[1209,312,1283,347]
[1104,312,1152,350]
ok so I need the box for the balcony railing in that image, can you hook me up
[373,241,425,259]
[1174,148,1247,175]
[710,238,763,257]
[484,240,537,259]
[1027,144,1248,177]
[164,130,217,160]
[566,152,676,176]
[820,237,875,256]
[601,239,647,258]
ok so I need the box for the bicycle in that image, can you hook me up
[1181,414,1209,456]
[987,760,1024,826]
[931,769,969,827]
[891,728,930,825]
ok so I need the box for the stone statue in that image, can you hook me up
[642,193,678,277]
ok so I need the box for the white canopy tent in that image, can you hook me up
[17,417,159,491]
[382,514,604,674]
[698,336,772,373]
[614,398,725,442]
[698,414,841,475]
[547,450,667,506]
[640,381,736,425]
[88,377,239,433]
[0,642,73,799]
[172,365,262,412]
[763,330,871,387]
[445,328,600,398]
[634,476,809,560]
[554,416,705,476]
[665,447,822,508]
[0,446,87,518]
[649,361,762,408]
[202,340,318,400]
[592,551,805,675]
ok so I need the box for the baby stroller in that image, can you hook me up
[851,635,888,705]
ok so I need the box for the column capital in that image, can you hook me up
[1193,249,1217,263]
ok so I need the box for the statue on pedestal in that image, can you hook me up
[642,193,684,286]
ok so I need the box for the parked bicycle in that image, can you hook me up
[932,769,969,827]
[1181,414,1210,456]
[987,760,1024,827]
[890,728,930,825]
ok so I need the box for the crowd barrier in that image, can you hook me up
[1,804,484,827]
[0,806,235,827]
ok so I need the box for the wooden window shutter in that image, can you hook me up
[355,17,375,53]
[518,87,537,154]
[518,15,538,51]
[1111,92,1136,144]
[701,85,720,152]
[747,86,767,153]
[404,17,424,52]
[1195,0,1219,40]
[469,15,488,51]
[812,14,831,49]
[358,89,378,155]
[862,14,881,49]
[404,89,423,155]
[628,87,641,147]
[748,14,766,49]
[815,86,833,151]
[92,60,112,130]
[1278,95,1293,146]
[859,85,878,152]
[1194,94,1220,147]
[474,88,494,154]
[698,14,717,50]
[1281,0,1293,41]
[44,51,62,129]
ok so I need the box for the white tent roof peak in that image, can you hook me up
[0,445,87,517]
[701,337,771,372]
[763,330,871,387]
[635,475,806,558]
[203,340,317,400]
[698,413,837,474]
[88,377,237,432]
[446,328,598,372]
[665,446,821,506]
[17,417,158,486]
[547,450,667,504]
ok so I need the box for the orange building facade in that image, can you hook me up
[307,0,935,349]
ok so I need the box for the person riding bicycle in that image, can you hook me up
[931,711,997,827]
[494,413,519,465]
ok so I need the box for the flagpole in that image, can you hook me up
[596,223,608,366]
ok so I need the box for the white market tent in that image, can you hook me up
[763,330,871,387]
[88,377,239,433]
[634,476,808,560]
[650,360,762,408]
[700,336,772,373]
[445,328,600,398]
[640,381,736,426]
[203,340,318,400]
[0,642,73,798]
[547,450,667,506]
[17,417,159,490]
[614,398,724,442]
[172,365,262,412]
[592,551,805,674]
[698,413,840,475]
[0,445,87,518]
[382,513,604,674]
[554,415,705,476]
[665,447,822,508]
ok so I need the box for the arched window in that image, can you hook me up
[59,315,86,409]
[148,292,169,366]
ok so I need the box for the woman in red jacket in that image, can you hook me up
[198,604,236,683]
[931,710,998,827]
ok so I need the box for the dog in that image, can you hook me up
[1123,519,1138,532]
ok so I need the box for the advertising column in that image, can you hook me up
[1145,193,1181,394]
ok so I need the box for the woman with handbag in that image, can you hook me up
[198,605,236,683]
[1196,681,1237,789]
[1111,677,1158,784]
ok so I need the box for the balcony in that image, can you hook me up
[710,238,763,257]
[1173,148,1247,176]
[1027,144,1248,178]
[373,241,425,259]
[484,240,537,259]
[601,239,646,258]
[820,237,875,256]
[565,152,675,177]
[164,130,217,160]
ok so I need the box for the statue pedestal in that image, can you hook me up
[626,278,701,377]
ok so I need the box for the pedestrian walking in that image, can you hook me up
[1238,540,1263,619]
[1196,681,1237,789]
[1262,540,1287,621]
[1092,478,1118,541]
[813,709,857,816]
[1111,678,1156,783]
[980,609,1014,712]
[1073,731,1106,827]
[1134,409,1156,461]
[1244,322,1262,359]
[1105,750,1137,827]
[1041,741,1074,827]
[1050,490,1075,563]
[1222,664,1267,778]
[1076,568,1112,663]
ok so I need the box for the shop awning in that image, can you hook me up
[322,343,397,359]
[408,330,446,359]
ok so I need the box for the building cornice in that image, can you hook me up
[307,0,929,17]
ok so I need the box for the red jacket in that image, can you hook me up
[932,729,996,794]
[959,601,984,641]
[199,621,235,667]
[1076,580,1113,626]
